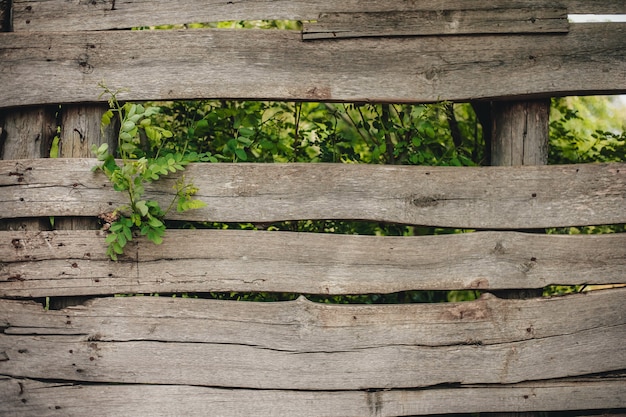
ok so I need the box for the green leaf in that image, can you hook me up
[105,233,118,244]
[107,247,118,261]
[112,242,125,255]
[120,142,136,153]
[120,131,134,142]
[148,217,164,228]
[145,125,160,142]
[49,136,60,158]
[121,120,136,132]
[131,213,142,227]
[238,127,254,138]
[195,119,210,136]
[237,136,253,146]
[101,109,114,127]
[147,229,164,245]
[109,222,124,232]
[117,231,127,247]
[135,200,149,217]
[122,225,133,242]
[235,148,247,161]
[178,198,206,212]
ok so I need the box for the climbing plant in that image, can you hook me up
[92,83,209,260]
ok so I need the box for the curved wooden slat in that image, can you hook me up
[1,159,624,228]
[1,23,625,107]
[0,289,624,389]
[10,0,625,32]
[1,376,624,417]
[1,230,625,297]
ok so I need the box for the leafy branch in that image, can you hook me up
[92,83,207,260]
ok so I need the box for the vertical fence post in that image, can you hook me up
[0,0,57,231]
[491,101,549,166]
[0,107,57,232]
[55,104,118,229]
[490,99,550,417]
[47,104,117,309]
[491,99,549,298]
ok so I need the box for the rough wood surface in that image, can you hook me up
[0,108,54,161]
[51,102,118,309]
[10,0,625,32]
[0,107,55,232]
[1,159,624,229]
[490,99,550,307]
[302,8,569,40]
[1,230,625,297]
[1,23,625,107]
[1,376,624,417]
[491,100,550,167]
[0,289,624,390]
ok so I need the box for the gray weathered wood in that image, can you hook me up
[489,100,551,417]
[0,108,55,163]
[302,8,569,40]
[3,289,625,352]
[0,290,624,390]
[1,230,625,297]
[50,103,118,309]
[1,375,624,417]
[10,0,625,32]
[490,99,550,312]
[491,100,550,166]
[1,159,624,228]
[0,107,56,232]
[1,23,625,107]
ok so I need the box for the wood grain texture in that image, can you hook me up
[491,100,550,166]
[1,23,625,107]
[11,0,626,32]
[1,159,625,228]
[1,376,624,417]
[1,229,625,297]
[0,107,55,232]
[302,8,569,40]
[0,289,624,390]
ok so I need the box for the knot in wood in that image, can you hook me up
[410,195,439,208]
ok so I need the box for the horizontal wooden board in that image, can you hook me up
[302,8,569,40]
[1,376,624,417]
[10,0,625,32]
[3,289,625,352]
[1,159,625,229]
[0,290,624,390]
[1,230,625,297]
[1,23,625,107]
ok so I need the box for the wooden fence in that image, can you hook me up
[1,1,625,415]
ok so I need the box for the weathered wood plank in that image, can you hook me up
[0,290,624,389]
[302,8,569,40]
[0,107,55,232]
[1,230,625,297]
[1,376,624,417]
[1,23,625,107]
[3,289,625,352]
[11,0,626,32]
[1,159,625,228]
[490,99,550,308]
